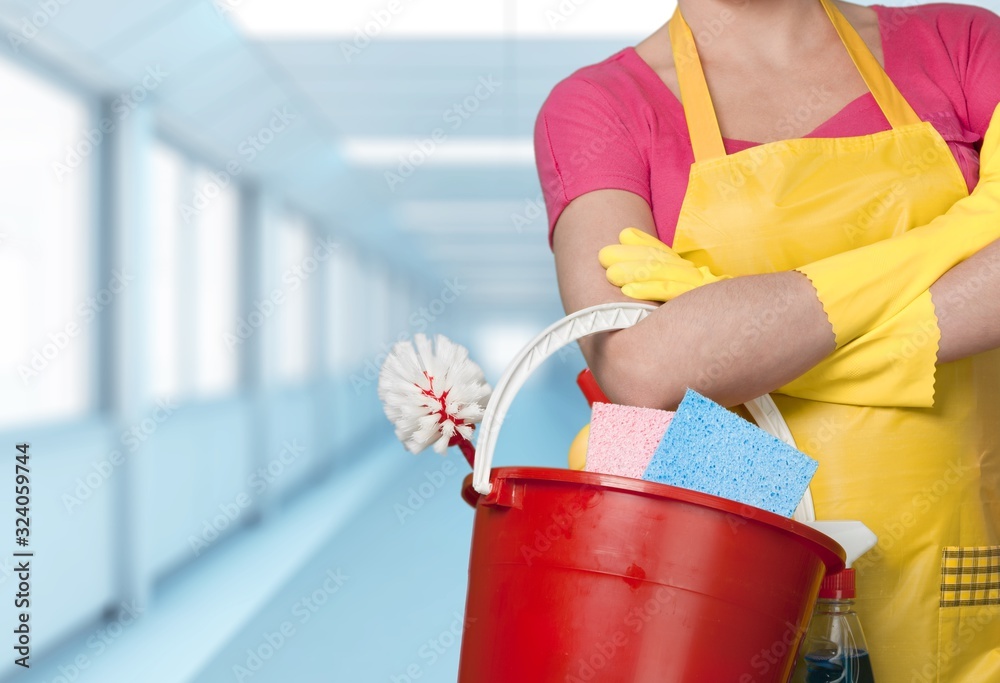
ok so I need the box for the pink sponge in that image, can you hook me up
[585,402,675,479]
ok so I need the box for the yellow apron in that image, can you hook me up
[667,2,1000,681]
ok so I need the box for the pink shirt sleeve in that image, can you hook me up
[948,4,1000,140]
[533,72,650,248]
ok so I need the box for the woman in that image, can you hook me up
[534,0,1000,681]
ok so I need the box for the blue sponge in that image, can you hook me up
[642,389,817,517]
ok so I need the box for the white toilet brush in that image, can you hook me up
[378,333,492,467]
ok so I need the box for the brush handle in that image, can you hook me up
[472,302,816,523]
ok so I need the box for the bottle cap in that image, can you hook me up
[819,568,855,600]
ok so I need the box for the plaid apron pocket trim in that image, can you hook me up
[940,546,1000,607]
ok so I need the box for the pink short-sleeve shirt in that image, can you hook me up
[534,3,1000,249]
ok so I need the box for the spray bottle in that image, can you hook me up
[794,521,879,683]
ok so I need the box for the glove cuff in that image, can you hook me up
[777,289,939,408]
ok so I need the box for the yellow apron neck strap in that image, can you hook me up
[668,8,727,162]
[669,0,922,162]
[816,0,921,129]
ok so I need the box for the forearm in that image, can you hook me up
[586,271,835,410]
[931,237,1000,364]
[585,235,1000,412]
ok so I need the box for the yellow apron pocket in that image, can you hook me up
[935,546,1000,683]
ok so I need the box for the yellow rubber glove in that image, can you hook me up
[598,228,941,407]
[777,289,939,407]
[796,102,1000,349]
[599,101,999,408]
[599,227,730,302]
[568,423,589,470]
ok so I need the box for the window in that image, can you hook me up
[191,168,239,397]
[0,57,92,428]
[387,273,410,341]
[148,144,240,399]
[149,143,183,398]
[367,260,392,354]
[273,210,313,383]
[326,242,359,374]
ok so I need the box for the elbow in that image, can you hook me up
[581,329,687,411]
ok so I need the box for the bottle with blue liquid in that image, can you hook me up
[792,568,875,683]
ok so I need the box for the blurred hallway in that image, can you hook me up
[2,0,997,681]
[8,383,588,683]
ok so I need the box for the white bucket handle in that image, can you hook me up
[472,302,816,523]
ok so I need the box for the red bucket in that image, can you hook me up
[457,467,844,683]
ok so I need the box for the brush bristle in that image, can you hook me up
[378,334,492,455]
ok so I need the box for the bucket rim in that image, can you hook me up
[461,467,846,572]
